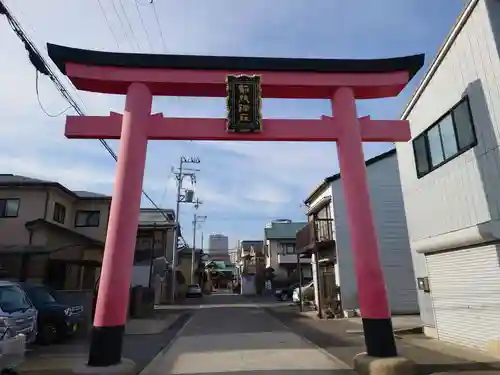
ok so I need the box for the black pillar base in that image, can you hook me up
[88,325,125,367]
[361,318,398,358]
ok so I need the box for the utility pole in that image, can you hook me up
[170,156,200,303]
[191,198,206,284]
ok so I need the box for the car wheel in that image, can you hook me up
[38,323,58,346]
[280,294,288,301]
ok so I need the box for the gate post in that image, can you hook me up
[332,87,397,358]
[88,83,152,367]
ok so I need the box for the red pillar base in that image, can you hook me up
[88,325,125,366]
[361,318,397,357]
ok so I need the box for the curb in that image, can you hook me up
[138,312,193,375]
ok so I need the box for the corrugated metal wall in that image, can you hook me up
[426,244,500,350]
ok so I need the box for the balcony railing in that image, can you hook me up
[296,218,335,253]
[277,253,310,264]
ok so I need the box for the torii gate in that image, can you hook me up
[47,43,424,371]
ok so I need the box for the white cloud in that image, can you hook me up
[0,0,464,243]
[0,155,114,191]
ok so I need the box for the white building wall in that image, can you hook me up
[396,0,500,328]
[332,153,419,314]
[397,0,500,247]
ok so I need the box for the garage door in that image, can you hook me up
[426,245,500,351]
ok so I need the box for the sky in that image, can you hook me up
[0,0,467,248]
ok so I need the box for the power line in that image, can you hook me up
[96,0,121,49]
[133,0,154,52]
[109,0,135,51]
[150,0,167,52]
[0,0,166,217]
[35,71,72,117]
[117,0,141,51]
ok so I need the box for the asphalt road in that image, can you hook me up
[140,291,353,375]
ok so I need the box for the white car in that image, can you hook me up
[186,284,202,298]
[292,281,314,303]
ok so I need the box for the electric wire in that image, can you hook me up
[96,0,121,49]
[133,0,154,52]
[0,0,168,222]
[151,0,167,52]
[35,70,72,117]
[117,0,141,51]
[109,0,136,51]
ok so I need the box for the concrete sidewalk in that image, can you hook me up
[265,305,500,375]
[141,299,354,375]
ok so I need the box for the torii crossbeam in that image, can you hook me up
[47,43,424,372]
[66,114,411,142]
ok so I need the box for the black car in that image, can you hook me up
[274,284,300,301]
[17,283,84,345]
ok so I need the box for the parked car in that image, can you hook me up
[0,281,37,345]
[274,284,300,301]
[292,281,315,303]
[186,284,202,298]
[16,283,84,345]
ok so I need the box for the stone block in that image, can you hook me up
[353,353,416,375]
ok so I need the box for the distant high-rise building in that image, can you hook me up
[208,234,229,252]
[207,234,230,263]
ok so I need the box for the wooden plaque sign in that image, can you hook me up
[226,74,262,133]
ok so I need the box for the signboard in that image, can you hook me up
[226,74,262,133]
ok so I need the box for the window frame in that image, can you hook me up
[74,210,101,228]
[280,243,296,255]
[53,202,66,224]
[412,96,477,179]
[0,198,20,218]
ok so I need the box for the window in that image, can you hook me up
[280,243,295,255]
[75,210,100,227]
[0,285,32,313]
[53,202,66,224]
[413,96,477,178]
[0,199,20,218]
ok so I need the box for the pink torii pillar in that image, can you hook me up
[47,43,424,369]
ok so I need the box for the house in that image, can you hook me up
[297,149,419,317]
[395,0,500,355]
[239,240,266,294]
[177,247,204,292]
[134,208,176,266]
[132,208,176,293]
[0,174,111,290]
[264,220,311,282]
